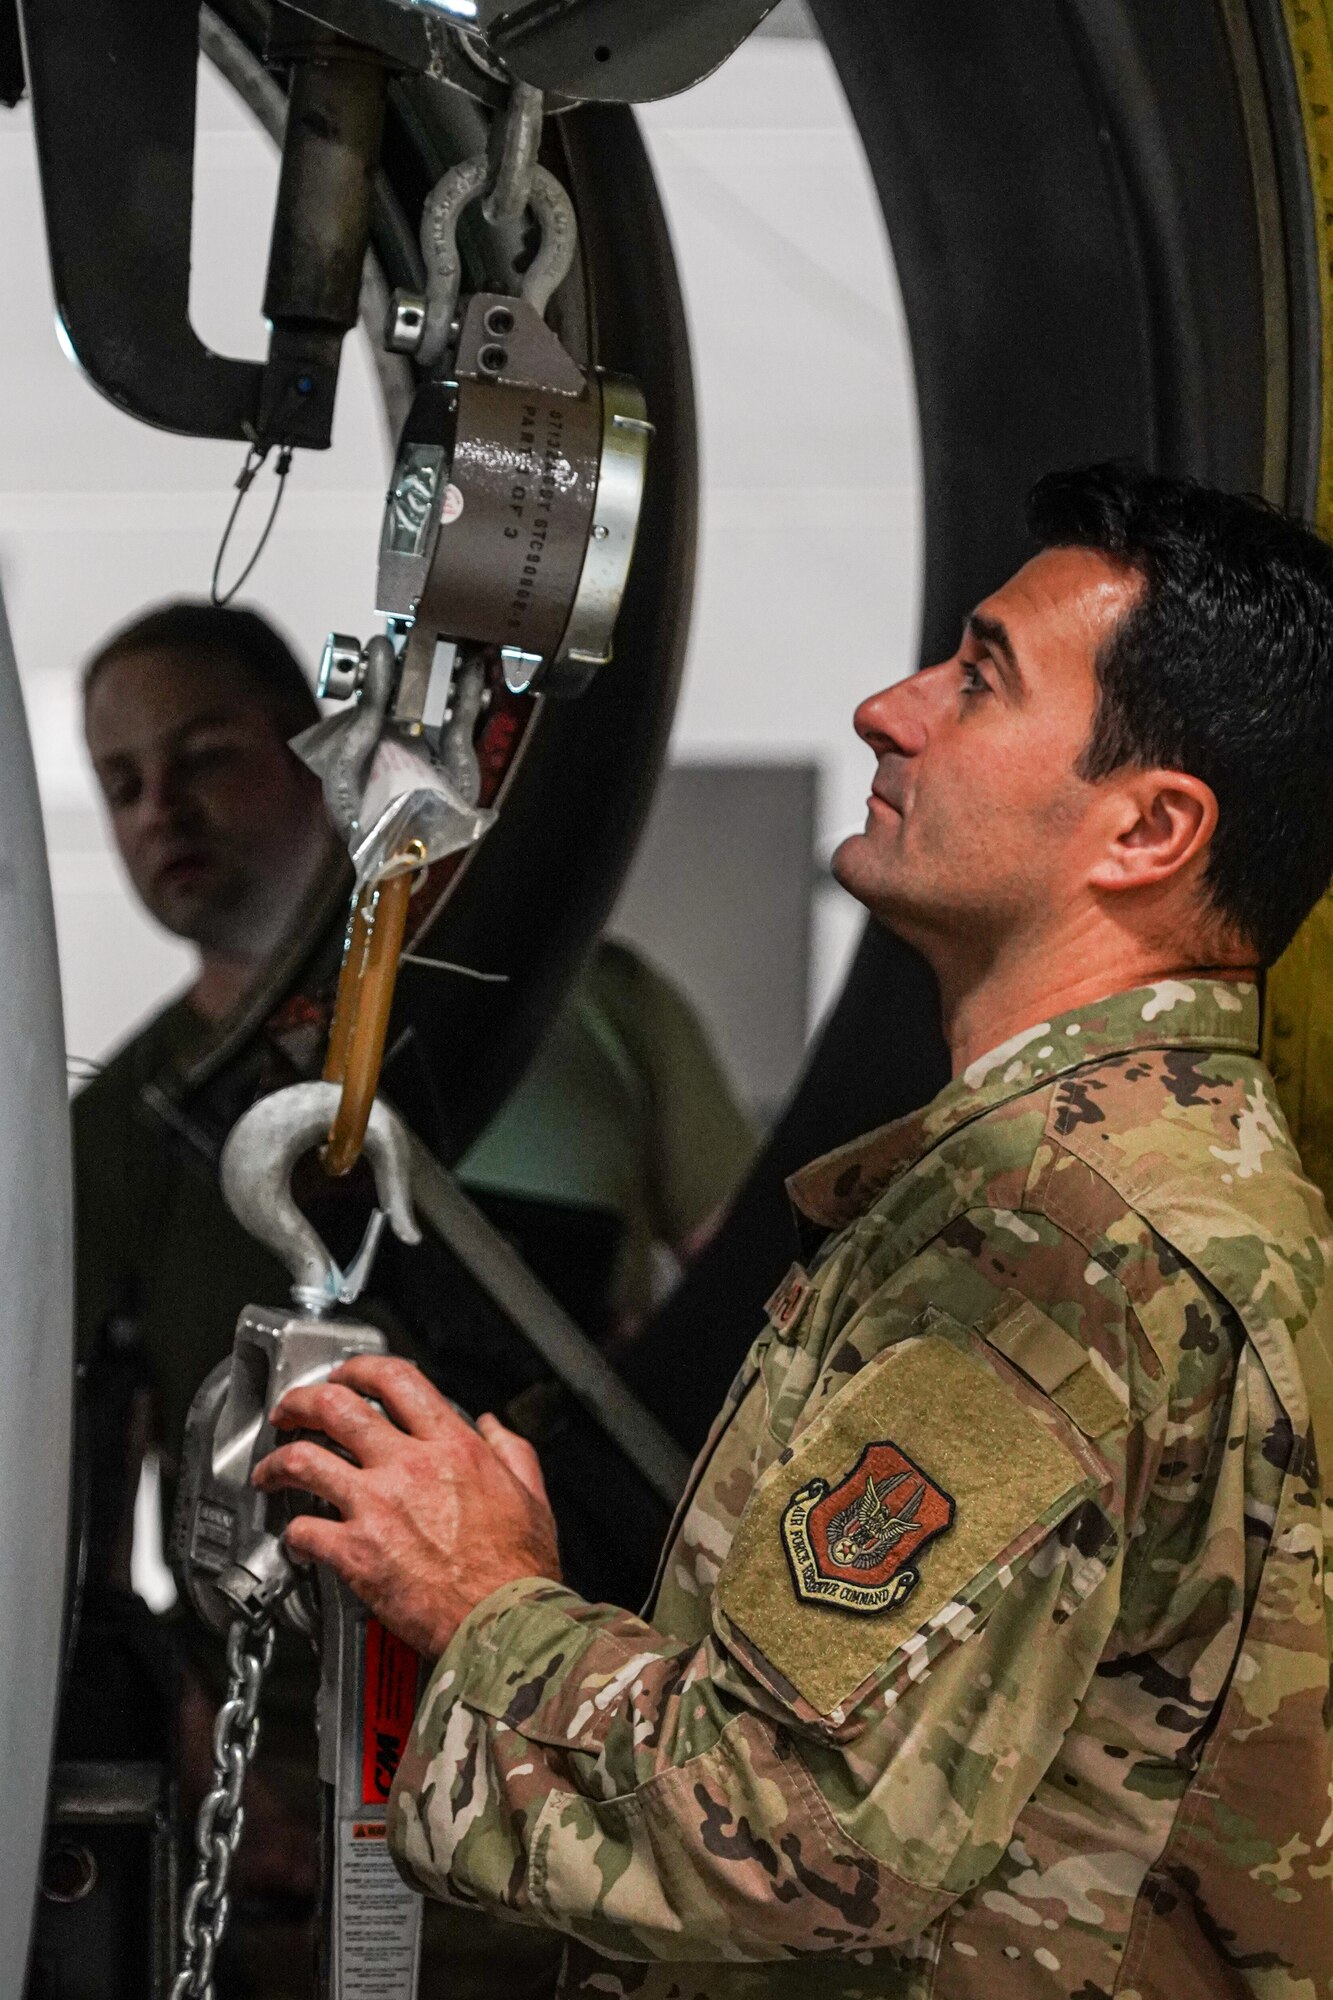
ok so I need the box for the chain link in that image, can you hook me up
[171,1616,275,2000]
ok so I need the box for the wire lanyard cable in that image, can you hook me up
[210,444,294,607]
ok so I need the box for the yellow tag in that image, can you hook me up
[716,1328,1102,1716]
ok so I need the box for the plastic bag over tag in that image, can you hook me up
[350,733,495,891]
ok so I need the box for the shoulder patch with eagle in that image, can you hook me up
[781,1440,954,1614]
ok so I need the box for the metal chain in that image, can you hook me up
[170,1616,275,2000]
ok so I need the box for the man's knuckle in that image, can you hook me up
[285,1441,325,1482]
[342,1537,374,1589]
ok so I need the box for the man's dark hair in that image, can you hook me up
[1027,461,1333,966]
[84,601,318,740]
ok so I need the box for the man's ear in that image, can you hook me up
[1087,768,1218,894]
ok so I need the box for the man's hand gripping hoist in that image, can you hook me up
[169,1083,426,2000]
[300,79,652,1178]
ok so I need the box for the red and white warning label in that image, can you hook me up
[361,1618,419,1806]
[331,1617,424,1996]
[337,1816,422,1999]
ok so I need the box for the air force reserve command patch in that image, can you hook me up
[715,1315,1117,1716]
[780,1441,953,1614]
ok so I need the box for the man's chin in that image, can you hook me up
[145,896,210,943]
[831,830,897,909]
[830,836,935,946]
[830,828,869,883]
[144,875,237,946]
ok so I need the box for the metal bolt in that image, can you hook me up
[484,305,516,338]
[318,634,366,702]
[592,523,610,540]
[478,344,509,375]
[385,290,428,357]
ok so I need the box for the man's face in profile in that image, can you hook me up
[85,646,329,956]
[834,545,1143,957]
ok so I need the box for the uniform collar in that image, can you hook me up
[788,975,1260,1233]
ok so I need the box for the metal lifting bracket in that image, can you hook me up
[17,0,393,448]
[14,0,781,449]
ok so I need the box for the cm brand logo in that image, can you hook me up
[372,1728,403,1801]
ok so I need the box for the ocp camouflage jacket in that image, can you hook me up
[389,979,1333,1999]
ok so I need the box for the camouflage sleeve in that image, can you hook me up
[388,1212,1155,1964]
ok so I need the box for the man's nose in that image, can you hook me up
[135,763,191,832]
[853,665,943,757]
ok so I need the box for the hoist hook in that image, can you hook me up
[220,1081,421,1315]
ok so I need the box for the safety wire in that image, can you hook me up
[210,444,294,607]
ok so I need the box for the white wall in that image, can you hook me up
[638,45,920,1024]
[0,31,918,1068]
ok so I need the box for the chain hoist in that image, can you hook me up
[170,1083,426,1998]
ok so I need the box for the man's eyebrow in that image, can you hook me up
[171,710,245,735]
[154,710,248,749]
[965,612,1024,697]
[90,712,243,764]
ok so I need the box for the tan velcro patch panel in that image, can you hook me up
[1051,1365,1126,1441]
[983,1293,1125,1441]
[716,1329,1100,1716]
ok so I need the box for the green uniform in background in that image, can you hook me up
[463,940,758,1326]
[389,980,1333,2000]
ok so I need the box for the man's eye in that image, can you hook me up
[179,744,234,776]
[960,660,990,697]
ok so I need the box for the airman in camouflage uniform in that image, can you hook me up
[385,976,1333,1998]
[254,465,1333,2000]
